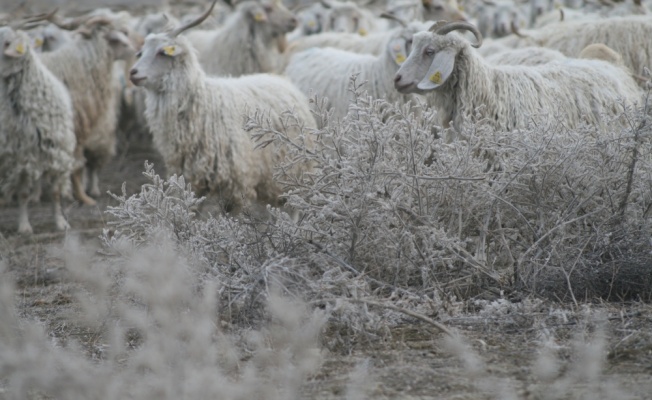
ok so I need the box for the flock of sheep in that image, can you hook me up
[0,0,650,233]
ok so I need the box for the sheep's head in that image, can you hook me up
[297,3,326,35]
[322,0,369,35]
[237,0,298,37]
[384,20,433,67]
[0,27,32,77]
[394,21,482,94]
[385,0,424,26]
[129,0,217,91]
[493,5,526,37]
[422,0,467,22]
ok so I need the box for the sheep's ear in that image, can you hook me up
[388,37,409,66]
[417,48,456,90]
[4,35,28,58]
[159,44,183,57]
[249,5,268,23]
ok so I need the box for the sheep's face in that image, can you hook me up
[40,24,72,53]
[298,4,325,35]
[386,0,423,26]
[325,2,368,35]
[130,33,189,91]
[106,28,136,61]
[494,6,526,37]
[423,0,467,22]
[0,28,31,77]
[386,23,430,67]
[394,31,465,94]
[239,0,298,37]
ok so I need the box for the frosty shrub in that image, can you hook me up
[0,237,327,400]
[103,78,652,343]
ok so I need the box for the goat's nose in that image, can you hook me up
[394,74,402,83]
[130,68,138,76]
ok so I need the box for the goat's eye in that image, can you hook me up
[136,51,142,58]
[264,4,273,12]
[3,41,9,48]
[425,48,435,56]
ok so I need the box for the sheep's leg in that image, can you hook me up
[17,190,33,234]
[51,187,70,231]
[71,168,97,206]
[88,167,101,198]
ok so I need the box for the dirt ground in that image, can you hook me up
[1,137,652,399]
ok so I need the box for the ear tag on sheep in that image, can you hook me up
[417,48,456,90]
[307,20,316,28]
[163,45,177,56]
[254,12,267,22]
[15,43,25,55]
[34,38,44,48]
[395,53,406,64]
[358,28,368,36]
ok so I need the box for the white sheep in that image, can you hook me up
[476,0,528,38]
[319,0,378,35]
[393,21,643,132]
[0,27,76,233]
[498,15,652,84]
[40,16,136,205]
[285,19,431,121]
[129,3,317,212]
[485,46,566,66]
[184,0,298,76]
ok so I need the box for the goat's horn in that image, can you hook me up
[171,0,218,37]
[432,21,482,48]
[510,20,528,38]
[379,12,407,28]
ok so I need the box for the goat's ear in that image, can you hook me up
[249,5,268,22]
[388,37,409,66]
[417,47,456,90]
[159,44,184,57]
[4,34,28,58]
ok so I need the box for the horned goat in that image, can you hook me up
[129,2,317,212]
[0,27,76,233]
[394,21,643,132]
[39,15,135,205]
[184,0,297,76]
[285,17,431,121]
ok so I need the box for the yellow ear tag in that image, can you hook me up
[34,38,43,47]
[15,43,25,55]
[358,28,367,36]
[458,5,465,11]
[429,71,442,84]
[395,53,406,64]
[254,12,266,22]
[307,20,316,27]
[163,45,176,56]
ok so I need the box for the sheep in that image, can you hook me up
[0,27,76,233]
[393,21,643,132]
[476,0,528,38]
[289,2,328,39]
[39,16,136,205]
[285,18,431,121]
[184,0,297,76]
[500,15,652,83]
[485,46,566,66]
[319,0,378,35]
[421,0,468,22]
[129,2,317,212]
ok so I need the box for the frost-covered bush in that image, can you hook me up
[103,78,652,335]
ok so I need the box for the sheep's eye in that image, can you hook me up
[3,41,9,48]
[425,48,435,56]
[264,4,273,12]
[136,50,142,58]
[433,5,444,11]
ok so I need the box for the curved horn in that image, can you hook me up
[432,21,483,48]
[9,8,59,30]
[510,20,528,38]
[320,0,333,9]
[170,0,218,37]
[379,12,407,28]
[559,8,564,21]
